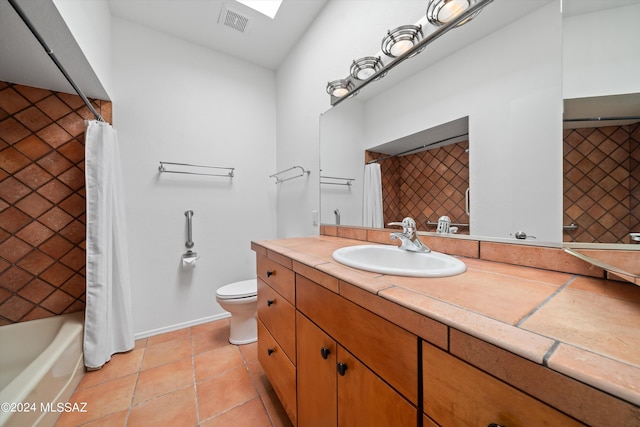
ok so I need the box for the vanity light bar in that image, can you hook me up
[328,0,494,106]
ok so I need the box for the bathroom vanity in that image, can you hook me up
[253,228,639,426]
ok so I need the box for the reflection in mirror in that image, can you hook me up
[565,247,639,285]
[320,104,471,234]
[365,117,470,234]
[562,94,640,244]
[320,100,366,228]
[321,1,564,243]
[560,0,639,284]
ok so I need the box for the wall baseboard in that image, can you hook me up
[134,312,231,340]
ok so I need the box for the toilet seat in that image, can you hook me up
[216,279,257,300]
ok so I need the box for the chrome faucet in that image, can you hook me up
[388,217,431,253]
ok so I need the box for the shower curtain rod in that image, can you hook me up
[367,132,469,164]
[8,0,105,122]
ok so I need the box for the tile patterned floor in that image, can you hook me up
[55,318,292,427]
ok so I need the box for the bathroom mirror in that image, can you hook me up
[561,0,640,246]
[558,0,640,283]
[320,0,564,243]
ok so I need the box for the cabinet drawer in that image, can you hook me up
[258,320,297,426]
[422,342,585,427]
[256,254,295,304]
[257,278,296,364]
[296,275,418,405]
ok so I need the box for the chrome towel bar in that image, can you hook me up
[159,161,234,177]
[320,175,355,186]
[426,220,469,228]
[270,166,310,183]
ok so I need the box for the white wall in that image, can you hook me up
[363,2,563,242]
[53,0,113,98]
[563,3,640,99]
[275,1,427,237]
[111,18,277,336]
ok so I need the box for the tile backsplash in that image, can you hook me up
[366,140,470,234]
[563,124,640,244]
[0,81,112,325]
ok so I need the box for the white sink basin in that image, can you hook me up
[332,245,466,278]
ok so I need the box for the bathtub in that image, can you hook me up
[0,312,85,427]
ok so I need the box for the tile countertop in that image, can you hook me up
[252,235,640,412]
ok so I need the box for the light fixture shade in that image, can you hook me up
[326,79,355,98]
[381,25,423,58]
[427,0,480,27]
[350,56,385,81]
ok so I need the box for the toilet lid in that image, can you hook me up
[216,279,257,299]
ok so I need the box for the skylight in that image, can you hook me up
[236,0,283,19]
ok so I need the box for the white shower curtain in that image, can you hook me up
[362,162,383,228]
[84,120,134,369]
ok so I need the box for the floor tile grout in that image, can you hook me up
[55,318,290,427]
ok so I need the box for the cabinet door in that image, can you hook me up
[297,275,418,404]
[297,312,337,426]
[423,342,585,427]
[337,346,417,427]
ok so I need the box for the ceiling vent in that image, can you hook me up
[218,4,252,35]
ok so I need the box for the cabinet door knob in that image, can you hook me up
[267,299,274,307]
[267,348,275,356]
[266,270,274,277]
[336,362,348,376]
[320,347,331,359]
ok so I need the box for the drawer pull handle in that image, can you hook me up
[267,299,275,307]
[266,270,274,277]
[320,347,331,359]
[488,424,505,427]
[336,362,348,376]
[267,348,275,356]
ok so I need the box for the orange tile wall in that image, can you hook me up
[0,81,112,325]
[563,123,640,244]
[366,140,470,234]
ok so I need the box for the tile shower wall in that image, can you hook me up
[0,81,112,325]
[563,123,640,244]
[366,140,470,233]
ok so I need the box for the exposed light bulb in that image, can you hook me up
[437,0,469,23]
[390,39,414,56]
[333,87,350,97]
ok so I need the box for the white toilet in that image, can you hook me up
[215,279,258,345]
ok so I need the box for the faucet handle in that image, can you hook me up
[387,217,417,234]
[401,217,416,232]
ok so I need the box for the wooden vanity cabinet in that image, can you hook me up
[296,311,337,426]
[422,341,585,427]
[297,312,417,427]
[256,252,297,424]
[256,252,295,303]
[257,278,295,363]
[258,321,296,424]
[296,276,419,426]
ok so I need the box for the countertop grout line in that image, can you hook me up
[515,275,578,327]
[542,340,561,368]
